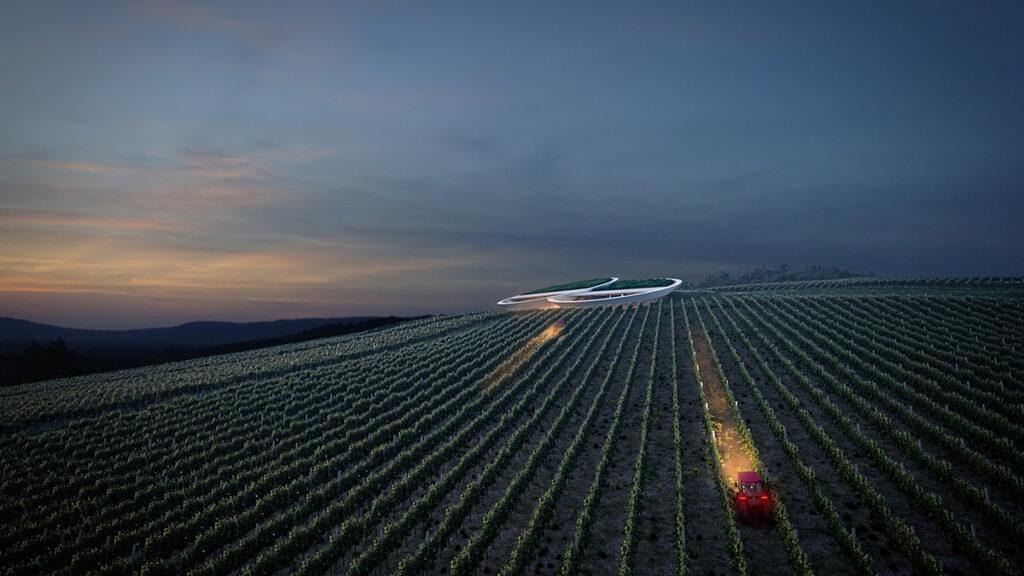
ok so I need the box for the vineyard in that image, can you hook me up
[2,285,1023,576]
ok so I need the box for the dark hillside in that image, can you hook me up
[1,290,1021,576]
[0,316,418,386]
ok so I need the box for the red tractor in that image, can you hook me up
[733,471,774,524]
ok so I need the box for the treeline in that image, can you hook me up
[0,316,419,387]
[698,264,864,288]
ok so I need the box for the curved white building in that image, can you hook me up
[498,277,681,309]
[497,278,618,310]
[547,278,682,307]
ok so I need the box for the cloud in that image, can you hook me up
[177,148,268,180]
[9,150,269,182]
[0,209,181,232]
[3,149,285,217]
[28,161,119,174]
[136,0,270,42]
[0,228,485,326]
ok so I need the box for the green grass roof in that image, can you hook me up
[593,278,674,291]
[522,278,612,295]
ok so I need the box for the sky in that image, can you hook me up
[1,1,1022,328]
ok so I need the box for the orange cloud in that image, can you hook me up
[17,150,269,182]
[31,161,119,174]
[0,230,489,327]
[0,210,181,233]
[0,147,479,326]
[179,150,267,180]
[0,232,476,302]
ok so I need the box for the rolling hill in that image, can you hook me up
[0,280,1022,576]
[0,316,376,351]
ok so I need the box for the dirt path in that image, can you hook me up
[675,302,733,576]
[690,327,753,489]
[705,311,860,575]
[690,319,792,576]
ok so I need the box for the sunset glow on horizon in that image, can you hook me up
[2,1,1021,328]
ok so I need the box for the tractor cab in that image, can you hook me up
[733,471,774,523]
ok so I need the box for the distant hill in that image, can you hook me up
[0,316,374,352]
[0,315,420,386]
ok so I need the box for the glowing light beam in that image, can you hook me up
[692,326,756,483]
[480,320,564,394]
